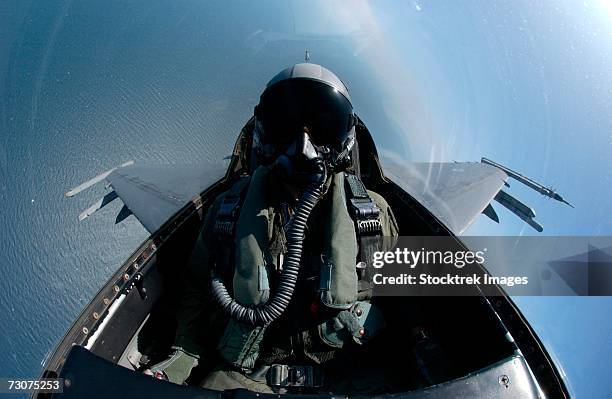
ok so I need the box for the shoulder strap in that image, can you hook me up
[343,173,385,297]
[213,176,251,237]
[344,173,383,236]
[212,176,252,282]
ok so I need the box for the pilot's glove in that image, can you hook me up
[146,346,199,385]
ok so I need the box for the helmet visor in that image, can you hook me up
[257,80,353,150]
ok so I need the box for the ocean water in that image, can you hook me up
[0,0,272,378]
[2,1,612,396]
[0,0,396,379]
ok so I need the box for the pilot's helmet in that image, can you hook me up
[253,63,356,175]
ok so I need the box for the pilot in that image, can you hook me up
[148,63,399,393]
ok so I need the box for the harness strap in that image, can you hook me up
[268,364,324,388]
[344,173,383,236]
[343,173,385,302]
[213,176,252,283]
[213,176,251,237]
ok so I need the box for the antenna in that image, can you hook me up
[305,49,310,63]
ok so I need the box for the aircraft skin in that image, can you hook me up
[34,116,570,398]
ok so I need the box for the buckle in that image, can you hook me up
[349,198,380,219]
[268,364,324,388]
[356,218,383,235]
[214,220,234,236]
[214,195,242,236]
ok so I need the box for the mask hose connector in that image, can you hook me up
[211,182,324,326]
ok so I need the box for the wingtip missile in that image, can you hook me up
[65,160,134,197]
[78,191,119,221]
[481,157,574,209]
[551,192,574,208]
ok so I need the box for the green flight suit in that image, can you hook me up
[173,172,399,392]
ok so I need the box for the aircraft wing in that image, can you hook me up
[66,162,228,233]
[379,156,573,234]
[380,159,508,235]
[67,156,567,235]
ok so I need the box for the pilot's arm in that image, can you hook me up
[148,194,225,384]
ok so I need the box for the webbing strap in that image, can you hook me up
[345,173,369,199]
[344,173,383,236]
[213,176,251,237]
[268,364,324,388]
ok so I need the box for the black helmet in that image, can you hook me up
[253,63,356,178]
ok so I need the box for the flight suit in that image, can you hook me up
[172,169,399,392]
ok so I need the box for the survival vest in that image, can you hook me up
[211,166,393,370]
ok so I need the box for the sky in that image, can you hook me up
[334,2,612,396]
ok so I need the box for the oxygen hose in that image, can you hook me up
[210,181,324,326]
